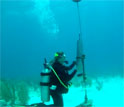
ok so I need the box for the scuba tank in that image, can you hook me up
[40,58,70,102]
[40,59,51,102]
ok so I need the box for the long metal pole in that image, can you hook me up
[76,1,89,104]
[77,2,82,38]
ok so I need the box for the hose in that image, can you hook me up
[49,66,70,89]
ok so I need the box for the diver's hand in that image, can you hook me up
[73,69,77,74]
[82,54,85,59]
[73,61,76,65]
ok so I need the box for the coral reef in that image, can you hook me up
[16,81,29,105]
[0,80,15,104]
[0,79,30,106]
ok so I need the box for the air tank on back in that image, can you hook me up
[40,59,51,102]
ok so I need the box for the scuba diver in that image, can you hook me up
[49,52,77,107]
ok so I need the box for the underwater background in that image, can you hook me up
[0,0,124,107]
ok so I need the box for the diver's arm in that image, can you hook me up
[66,70,77,81]
[64,61,76,70]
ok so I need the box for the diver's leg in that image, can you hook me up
[50,90,63,107]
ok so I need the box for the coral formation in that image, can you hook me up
[0,79,30,106]
[16,81,29,105]
[0,80,14,103]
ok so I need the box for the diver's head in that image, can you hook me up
[54,52,66,64]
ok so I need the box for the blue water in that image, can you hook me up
[1,0,123,81]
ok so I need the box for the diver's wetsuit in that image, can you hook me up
[50,60,77,107]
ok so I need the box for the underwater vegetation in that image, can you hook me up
[15,81,29,105]
[0,79,30,106]
[0,80,15,105]
[95,78,103,91]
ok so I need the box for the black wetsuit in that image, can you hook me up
[50,60,77,107]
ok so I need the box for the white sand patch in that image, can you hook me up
[28,87,41,105]
[27,76,124,107]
